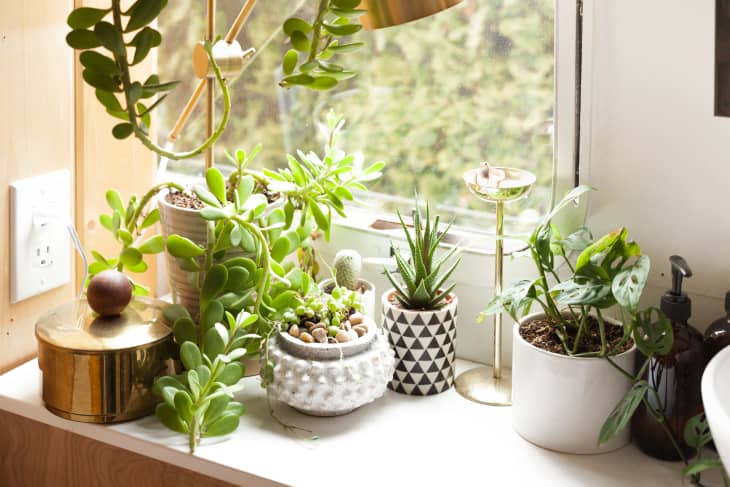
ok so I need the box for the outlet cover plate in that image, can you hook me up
[10,169,72,303]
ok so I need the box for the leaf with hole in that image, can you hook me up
[612,255,650,312]
[633,307,673,356]
[599,380,649,445]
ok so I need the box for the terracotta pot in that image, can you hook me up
[381,289,458,396]
[318,277,376,319]
[512,311,636,454]
[266,315,395,416]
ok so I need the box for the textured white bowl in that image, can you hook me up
[512,312,636,454]
[267,316,395,416]
[702,345,730,476]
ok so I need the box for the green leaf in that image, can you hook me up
[201,301,224,333]
[282,49,298,75]
[552,278,612,307]
[225,266,250,291]
[283,17,312,36]
[205,168,227,204]
[201,265,228,305]
[204,395,231,425]
[112,122,133,140]
[290,31,310,52]
[126,0,167,32]
[140,208,160,229]
[83,69,118,92]
[202,323,228,359]
[326,41,364,53]
[203,413,240,437]
[155,403,187,433]
[95,89,123,113]
[317,60,344,72]
[173,390,193,423]
[332,0,360,8]
[237,175,255,205]
[187,369,201,400]
[164,304,190,323]
[308,199,330,235]
[68,7,109,29]
[558,227,593,252]
[280,74,314,87]
[94,21,125,56]
[172,317,197,345]
[80,51,119,76]
[309,76,338,90]
[66,29,101,49]
[217,362,244,386]
[200,207,229,221]
[612,255,650,312]
[120,247,143,267]
[323,23,362,36]
[130,27,161,65]
[105,190,124,214]
[138,235,164,254]
[684,413,714,450]
[683,458,724,478]
[193,185,222,208]
[598,380,649,445]
[166,235,204,258]
[180,341,202,370]
[116,229,133,245]
[270,236,291,263]
[633,307,673,356]
[540,185,593,228]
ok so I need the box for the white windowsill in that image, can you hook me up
[0,358,717,487]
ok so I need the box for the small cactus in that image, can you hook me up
[333,249,362,291]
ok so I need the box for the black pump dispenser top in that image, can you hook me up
[661,255,692,322]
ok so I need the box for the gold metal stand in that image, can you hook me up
[455,165,536,406]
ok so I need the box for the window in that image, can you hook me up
[157,0,555,236]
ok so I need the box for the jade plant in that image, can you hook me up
[385,199,461,310]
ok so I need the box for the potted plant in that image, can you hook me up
[481,185,653,454]
[318,249,376,318]
[263,271,394,416]
[382,199,461,396]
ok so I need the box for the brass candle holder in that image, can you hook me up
[455,163,536,406]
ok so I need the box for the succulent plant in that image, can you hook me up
[333,249,362,291]
[385,200,461,310]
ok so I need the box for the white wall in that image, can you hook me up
[584,0,730,329]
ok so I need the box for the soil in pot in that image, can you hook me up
[520,315,633,355]
[164,186,280,209]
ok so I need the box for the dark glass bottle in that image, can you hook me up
[705,291,730,361]
[631,256,706,461]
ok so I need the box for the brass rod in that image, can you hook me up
[225,0,258,43]
[205,0,216,169]
[168,79,206,142]
[493,200,504,380]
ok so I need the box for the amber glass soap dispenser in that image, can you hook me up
[705,291,730,361]
[631,255,706,461]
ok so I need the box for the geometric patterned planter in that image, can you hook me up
[382,290,457,396]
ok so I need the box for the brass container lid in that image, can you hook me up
[36,298,171,353]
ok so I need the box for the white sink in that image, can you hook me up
[702,345,730,476]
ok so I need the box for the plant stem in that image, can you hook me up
[307,0,330,63]
[596,308,608,356]
[110,0,231,161]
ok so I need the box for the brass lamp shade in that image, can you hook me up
[359,0,463,29]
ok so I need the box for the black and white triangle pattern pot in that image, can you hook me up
[382,290,457,396]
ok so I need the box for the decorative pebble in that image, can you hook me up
[347,330,359,341]
[335,330,351,343]
[289,324,300,338]
[349,313,364,325]
[310,322,326,332]
[342,320,352,331]
[312,328,328,343]
[300,332,314,343]
[353,325,367,337]
[304,321,315,329]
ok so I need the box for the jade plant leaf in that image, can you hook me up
[166,235,204,258]
[217,362,244,386]
[180,341,203,370]
[201,301,225,333]
[126,0,168,33]
[203,413,240,437]
[205,168,227,204]
[67,7,109,29]
[138,235,164,254]
[201,265,228,306]
[173,317,197,345]
[155,403,187,433]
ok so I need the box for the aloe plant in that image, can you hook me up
[385,199,460,310]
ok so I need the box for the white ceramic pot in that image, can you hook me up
[318,278,376,319]
[512,312,636,454]
[382,289,458,396]
[702,345,730,476]
[158,190,283,316]
[266,315,395,416]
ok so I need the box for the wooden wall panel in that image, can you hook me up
[0,410,238,487]
[74,0,159,295]
[0,0,76,373]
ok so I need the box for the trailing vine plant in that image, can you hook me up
[279,0,364,90]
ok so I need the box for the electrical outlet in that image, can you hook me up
[10,170,72,303]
